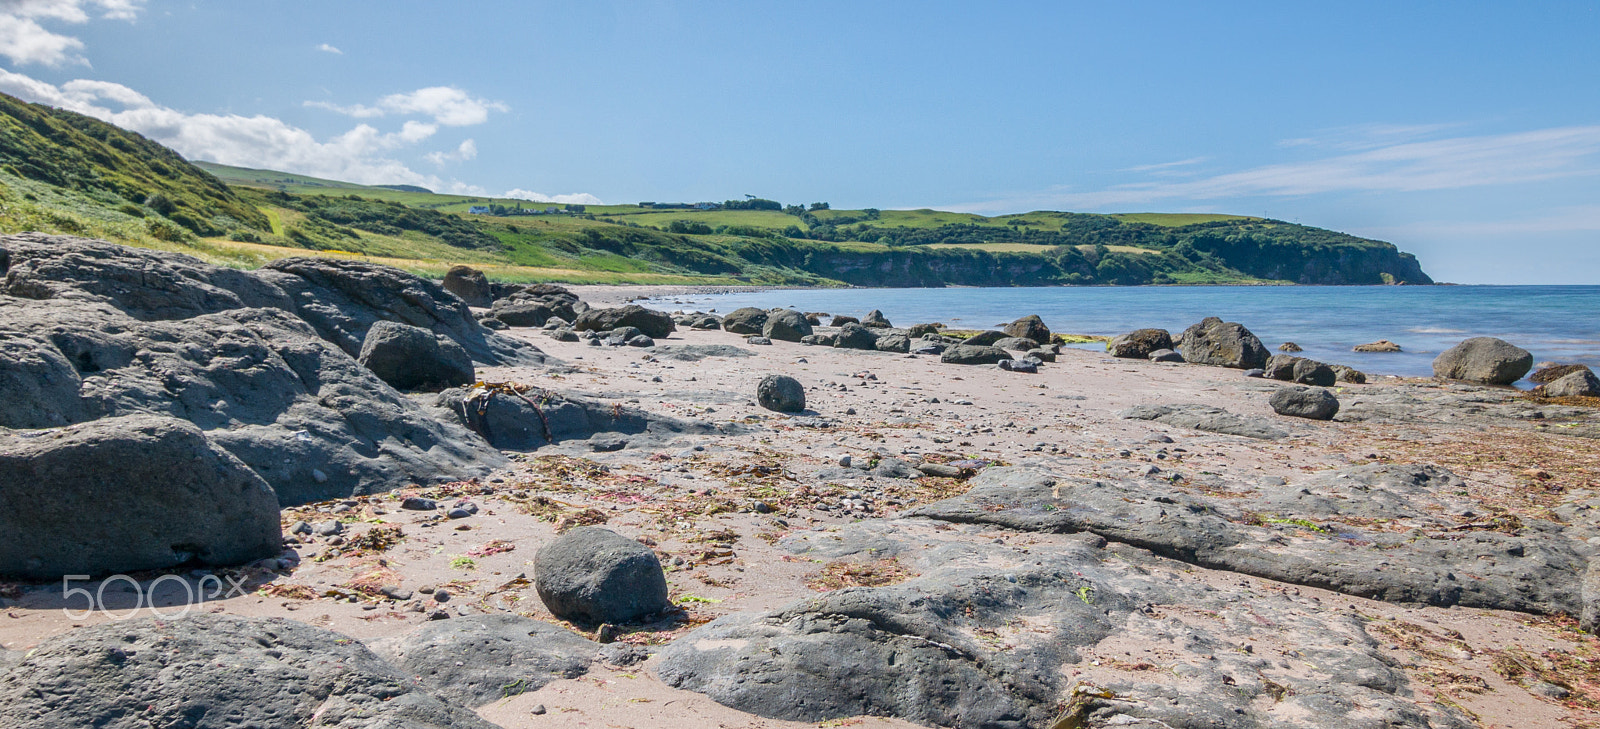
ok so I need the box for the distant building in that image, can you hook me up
[468,206,490,214]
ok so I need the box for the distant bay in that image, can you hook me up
[649,285,1600,381]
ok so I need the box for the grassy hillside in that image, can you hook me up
[1,94,1432,287]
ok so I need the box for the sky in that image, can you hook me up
[0,1,1597,284]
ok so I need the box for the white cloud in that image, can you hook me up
[306,86,507,127]
[0,0,143,66]
[953,125,1600,213]
[424,138,476,165]
[504,189,603,205]
[316,43,342,55]
[0,67,494,190]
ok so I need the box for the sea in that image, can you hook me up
[645,285,1600,383]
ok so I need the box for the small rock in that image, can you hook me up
[434,589,451,602]
[1148,349,1184,363]
[290,521,313,536]
[530,704,547,715]
[757,375,806,413]
[1269,386,1341,420]
[1354,339,1402,352]
[313,521,343,537]
[1278,342,1303,352]
[745,336,773,345]
[447,508,472,519]
[401,497,437,511]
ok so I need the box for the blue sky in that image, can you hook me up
[1,1,1597,283]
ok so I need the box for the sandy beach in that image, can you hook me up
[4,287,1600,729]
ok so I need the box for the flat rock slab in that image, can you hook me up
[0,614,495,729]
[432,386,739,452]
[906,466,1586,618]
[658,518,1473,729]
[1120,403,1290,439]
[648,344,754,361]
[374,614,596,707]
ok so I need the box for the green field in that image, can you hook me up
[3,93,1432,288]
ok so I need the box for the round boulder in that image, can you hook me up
[1432,337,1533,385]
[1107,328,1172,359]
[357,320,475,391]
[534,527,671,625]
[1177,317,1269,369]
[442,265,492,308]
[721,307,769,335]
[1269,386,1340,420]
[757,375,806,412]
[761,309,813,342]
[1002,315,1050,344]
[575,305,675,339]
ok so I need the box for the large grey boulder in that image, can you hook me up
[861,309,892,328]
[1177,317,1269,369]
[441,265,492,307]
[376,615,596,706]
[0,415,281,579]
[991,336,1039,352]
[721,307,768,335]
[1432,337,1534,385]
[0,615,496,728]
[1543,368,1600,398]
[574,304,675,339]
[1107,328,1173,359]
[940,345,1011,365]
[534,527,671,625]
[873,333,910,353]
[1269,385,1341,420]
[1002,314,1050,343]
[832,322,878,350]
[358,321,475,391]
[757,375,806,412]
[761,309,813,342]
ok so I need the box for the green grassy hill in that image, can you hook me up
[0,92,1432,287]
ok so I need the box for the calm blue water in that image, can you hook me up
[649,286,1600,381]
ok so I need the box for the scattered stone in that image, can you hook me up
[1177,317,1269,369]
[1433,337,1534,384]
[1269,385,1341,420]
[1279,342,1303,352]
[0,415,281,579]
[757,375,806,413]
[625,334,655,347]
[1332,364,1368,384]
[1108,328,1173,359]
[1354,339,1403,352]
[905,323,940,338]
[375,614,596,706]
[940,345,1011,365]
[589,434,628,452]
[861,309,892,328]
[313,520,343,537]
[402,497,437,511]
[998,358,1038,373]
[1024,347,1056,362]
[745,335,772,346]
[534,527,671,625]
[829,314,860,327]
[1243,368,1266,378]
[1148,348,1184,363]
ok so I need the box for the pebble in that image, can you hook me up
[433,589,451,603]
[530,705,547,715]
